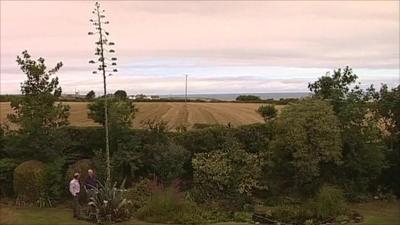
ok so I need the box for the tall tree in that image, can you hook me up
[371,85,400,195]
[8,50,70,133]
[269,99,342,195]
[86,90,96,100]
[114,90,127,99]
[309,67,386,196]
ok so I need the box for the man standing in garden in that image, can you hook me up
[69,172,81,218]
[84,169,98,190]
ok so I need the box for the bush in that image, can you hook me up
[313,185,347,220]
[233,211,253,222]
[192,141,265,210]
[137,180,205,225]
[0,158,18,197]
[125,179,152,211]
[13,160,47,204]
[271,204,312,224]
[257,105,277,121]
[44,156,66,200]
[236,95,261,101]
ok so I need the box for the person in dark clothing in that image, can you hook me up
[84,169,98,190]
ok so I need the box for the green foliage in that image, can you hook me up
[309,67,386,196]
[88,181,133,223]
[192,141,265,208]
[7,50,69,133]
[232,123,272,153]
[137,181,205,225]
[236,95,261,101]
[233,211,253,222]
[271,203,313,224]
[174,126,235,154]
[313,185,347,220]
[44,156,66,200]
[269,99,342,194]
[125,179,152,211]
[371,85,400,196]
[308,66,358,105]
[270,186,347,224]
[109,127,189,183]
[114,90,127,99]
[257,104,277,121]
[85,90,96,100]
[13,160,47,205]
[0,158,18,197]
[88,96,136,129]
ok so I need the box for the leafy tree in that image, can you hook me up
[371,85,400,195]
[269,99,342,195]
[309,67,386,196]
[308,66,358,109]
[85,90,96,100]
[114,90,127,99]
[7,51,70,133]
[88,97,136,130]
[236,95,261,101]
[257,105,277,121]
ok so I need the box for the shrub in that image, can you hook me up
[271,204,312,224]
[233,211,253,222]
[137,180,205,225]
[125,179,152,211]
[88,181,133,223]
[44,156,66,200]
[0,158,18,197]
[314,185,347,220]
[257,105,277,121]
[13,160,47,204]
[236,95,261,101]
[192,141,265,209]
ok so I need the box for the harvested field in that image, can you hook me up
[0,102,284,130]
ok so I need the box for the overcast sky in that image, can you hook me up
[1,1,399,95]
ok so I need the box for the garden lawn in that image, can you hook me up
[350,201,400,225]
[0,201,399,225]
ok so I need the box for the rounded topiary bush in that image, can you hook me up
[13,160,46,203]
[65,159,94,184]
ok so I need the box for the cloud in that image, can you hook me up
[1,1,398,94]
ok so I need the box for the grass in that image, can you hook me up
[350,201,400,225]
[1,201,399,225]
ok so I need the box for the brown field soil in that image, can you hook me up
[0,102,284,130]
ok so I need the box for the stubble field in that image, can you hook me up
[0,102,282,130]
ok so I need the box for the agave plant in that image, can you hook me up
[88,181,133,223]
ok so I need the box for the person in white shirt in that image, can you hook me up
[69,172,80,218]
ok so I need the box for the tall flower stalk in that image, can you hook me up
[88,2,118,184]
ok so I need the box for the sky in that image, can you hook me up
[1,1,399,95]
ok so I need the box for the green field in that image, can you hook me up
[1,201,399,225]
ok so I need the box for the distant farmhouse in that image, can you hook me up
[61,90,85,100]
[128,94,160,100]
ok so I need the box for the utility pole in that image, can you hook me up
[185,74,188,103]
[88,2,118,184]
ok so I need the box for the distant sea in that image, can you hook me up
[159,92,311,101]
